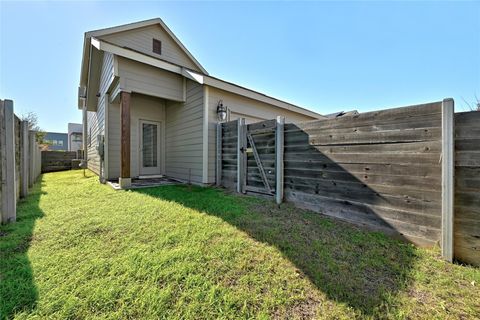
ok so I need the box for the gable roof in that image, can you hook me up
[79,19,324,119]
[87,37,323,118]
[79,18,207,88]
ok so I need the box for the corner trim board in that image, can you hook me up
[202,85,209,184]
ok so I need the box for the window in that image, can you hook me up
[58,140,63,146]
[72,133,82,142]
[152,38,162,55]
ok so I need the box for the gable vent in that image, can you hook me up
[152,38,162,55]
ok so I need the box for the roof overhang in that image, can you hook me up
[79,25,323,119]
[79,18,208,109]
[180,70,323,119]
[202,75,324,119]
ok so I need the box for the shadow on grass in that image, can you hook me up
[134,185,418,317]
[0,177,45,318]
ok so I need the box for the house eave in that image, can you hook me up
[80,34,324,119]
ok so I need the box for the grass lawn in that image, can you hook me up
[1,170,479,319]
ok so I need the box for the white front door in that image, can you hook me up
[139,120,162,176]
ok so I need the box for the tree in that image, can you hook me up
[20,111,46,144]
[462,96,480,111]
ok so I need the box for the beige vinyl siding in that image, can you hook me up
[165,80,203,183]
[117,57,184,102]
[99,25,201,72]
[107,94,165,179]
[206,86,317,183]
[87,52,115,175]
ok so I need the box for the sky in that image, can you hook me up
[0,1,479,133]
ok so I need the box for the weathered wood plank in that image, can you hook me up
[237,118,246,193]
[455,127,480,139]
[245,185,275,195]
[455,151,480,167]
[283,180,441,216]
[455,191,480,207]
[455,167,480,191]
[455,110,480,127]
[247,119,276,132]
[290,102,442,131]
[226,156,441,172]
[286,140,442,154]
[453,245,480,266]
[247,133,273,193]
[455,139,480,152]
[276,173,442,202]
[286,116,441,136]
[284,127,442,146]
[275,116,285,204]
[285,161,441,177]
[284,168,441,190]
[285,152,441,165]
[227,140,442,155]
[284,190,440,246]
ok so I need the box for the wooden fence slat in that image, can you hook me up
[247,133,272,194]
[237,118,246,193]
[275,116,284,205]
[284,127,442,146]
[289,101,442,131]
[285,116,441,136]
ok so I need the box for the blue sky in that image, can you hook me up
[1,1,479,132]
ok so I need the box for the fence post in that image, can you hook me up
[20,120,29,198]
[275,116,285,205]
[28,131,35,187]
[237,118,246,193]
[441,98,455,262]
[216,122,222,187]
[0,100,16,223]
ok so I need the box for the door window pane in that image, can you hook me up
[142,123,157,167]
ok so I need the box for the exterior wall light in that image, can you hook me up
[217,100,227,122]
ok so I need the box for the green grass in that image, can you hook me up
[1,170,479,319]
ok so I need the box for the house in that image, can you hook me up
[78,18,324,188]
[67,123,83,152]
[44,132,68,151]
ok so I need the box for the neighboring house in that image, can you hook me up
[78,18,324,187]
[44,132,68,151]
[68,123,83,152]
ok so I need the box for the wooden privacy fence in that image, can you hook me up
[217,100,480,266]
[42,151,79,173]
[454,111,480,266]
[1,99,42,224]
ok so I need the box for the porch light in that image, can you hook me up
[217,100,227,122]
